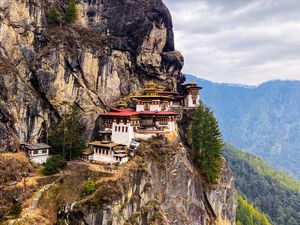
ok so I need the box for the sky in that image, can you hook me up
[163,0,300,85]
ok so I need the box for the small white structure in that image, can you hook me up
[182,82,202,108]
[20,142,50,164]
[81,148,94,162]
[89,141,128,164]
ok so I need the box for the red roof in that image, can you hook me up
[139,111,178,115]
[101,111,138,117]
[101,109,178,117]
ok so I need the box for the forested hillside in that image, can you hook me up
[223,144,300,225]
[185,74,300,180]
[236,194,271,225]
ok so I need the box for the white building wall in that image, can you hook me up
[114,157,129,165]
[167,121,176,132]
[134,133,156,140]
[30,155,49,164]
[149,104,161,111]
[93,153,115,164]
[136,104,144,112]
[185,94,200,107]
[120,157,128,164]
[112,122,134,146]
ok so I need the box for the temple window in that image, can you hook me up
[144,103,150,111]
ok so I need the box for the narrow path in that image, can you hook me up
[7,176,60,225]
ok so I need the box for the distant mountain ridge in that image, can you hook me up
[185,74,300,179]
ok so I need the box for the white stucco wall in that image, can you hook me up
[114,157,128,164]
[185,94,200,107]
[112,122,134,146]
[134,132,156,140]
[93,153,115,164]
[136,104,144,111]
[30,155,49,164]
[150,104,161,111]
[167,121,176,132]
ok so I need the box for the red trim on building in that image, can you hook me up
[101,109,178,117]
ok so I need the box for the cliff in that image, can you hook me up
[0,1,237,224]
[31,137,236,225]
[0,0,184,148]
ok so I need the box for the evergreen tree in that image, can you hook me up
[48,104,85,160]
[191,102,223,183]
[65,0,78,23]
[47,5,60,25]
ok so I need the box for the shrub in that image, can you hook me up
[43,155,66,175]
[65,0,78,23]
[47,6,60,25]
[8,202,22,217]
[81,180,95,196]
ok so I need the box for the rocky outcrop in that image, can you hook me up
[0,1,237,224]
[0,0,184,148]
[57,138,237,225]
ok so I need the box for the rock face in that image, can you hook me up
[0,1,237,224]
[57,139,237,225]
[0,0,184,148]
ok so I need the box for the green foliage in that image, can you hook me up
[81,180,96,196]
[47,5,59,25]
[65,0,78,23]
[186,75,300,181]
[8,202,22,217]
[224,144,300,225]
[43,155,66,175]
[236,194,271,225]
[49,104,85,160]
[224,143,300,194]
[191,102,223,183]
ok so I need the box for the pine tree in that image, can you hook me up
[48,104,85,160]
[191,102,223,183]
[47,5,60,25]
[65,0,78,23]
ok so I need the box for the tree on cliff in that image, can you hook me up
[65,0,78,23]
[191,102,223,183]
[49,103,85,160]
[47,5,60,25]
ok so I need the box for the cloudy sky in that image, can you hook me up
[163,0,300,85]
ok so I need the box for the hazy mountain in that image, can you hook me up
[186,74,300,179]
[223,144,300,225]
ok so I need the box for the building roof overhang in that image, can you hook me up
[82,149,94,155]
[89,141,124,148]
[101,109,178,117]
[21,142,51,150]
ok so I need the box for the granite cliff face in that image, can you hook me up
[55,138,236,225]
[0,1,237,224]
[0,0,184,148]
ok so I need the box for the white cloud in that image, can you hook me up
[163,0,300,84]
